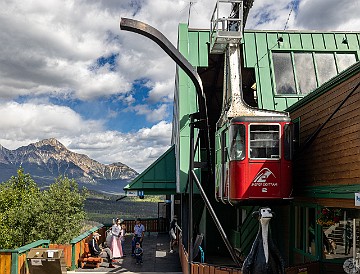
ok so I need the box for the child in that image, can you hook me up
[134,242,143,264]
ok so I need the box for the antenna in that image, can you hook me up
[283,1,294,30]
[187,1,196,26]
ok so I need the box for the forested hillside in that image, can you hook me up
[84,192,163,224]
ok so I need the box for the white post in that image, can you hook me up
[353,219,356,263]
[171,194,175,219]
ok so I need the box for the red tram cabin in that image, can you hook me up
[215,116,293,204]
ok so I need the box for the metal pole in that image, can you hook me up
[188,116,195,274]
[191,170,241,267]
[353,219,356,263]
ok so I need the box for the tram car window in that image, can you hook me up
[230,124,245,161]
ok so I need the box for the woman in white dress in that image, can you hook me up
[110,218,123,258]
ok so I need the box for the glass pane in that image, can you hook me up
[284,124,292,160]
[320,208,360,260]
[294,53,317,95]
[295,206,304,250]
[229,124,245,161]
[315,53,337,85]
[307,208,316,255]
[249,124,279,159]
[337,53,357,73]
[273,52,296,94]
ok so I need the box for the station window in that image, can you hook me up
[272,52,296,94]
[272,52,357,95]
[249,124,280,159]
[294,206,360,260]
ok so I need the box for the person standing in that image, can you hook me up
[111,218,123,258]
[132,218,145,256]
[169,215,178,253]
[134,242,143,264]
[120,220,126,256]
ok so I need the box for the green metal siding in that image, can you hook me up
[176,24,207,193]
[243,30,360,111]
[199,32,210,66]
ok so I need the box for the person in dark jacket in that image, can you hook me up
[88,232,116,268]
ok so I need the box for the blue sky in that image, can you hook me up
[0,0,359,172]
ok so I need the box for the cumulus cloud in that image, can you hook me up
[0,101,171,172]
[0,0,359,174]
[246,0,360,31]
[67,121,172,172]
[295,0,360,30]
[127,103,169,123]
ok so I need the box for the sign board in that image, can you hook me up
[126,191,138,197]
[355,193,360,206]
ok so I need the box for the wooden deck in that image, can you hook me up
[68,232,182,274]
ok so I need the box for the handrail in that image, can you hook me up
[70,225,104,270]
[70,225,103,244]
[0,240,50,274]
[176,224,182,232]
[0,240,50,254]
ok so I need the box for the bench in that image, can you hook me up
[79,243,103,268]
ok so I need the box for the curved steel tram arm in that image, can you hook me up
[120,17,212,172]
[120,18,206,108]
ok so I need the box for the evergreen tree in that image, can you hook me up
[0,169,88,249]
[0,168,40,248]
[36,176,88,244]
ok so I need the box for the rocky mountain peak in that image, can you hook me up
[0,138,138,193]
[33,138,67,150]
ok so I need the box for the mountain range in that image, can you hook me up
[0,138,138,194]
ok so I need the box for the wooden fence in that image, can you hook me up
[0,218,163,274]
[0,240,50,274]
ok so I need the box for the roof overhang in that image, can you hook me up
[123,145,176,195]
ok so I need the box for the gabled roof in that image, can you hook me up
[123,145,176,195]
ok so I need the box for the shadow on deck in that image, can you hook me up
[69,232,182,274]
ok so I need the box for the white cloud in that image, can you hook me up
[67,121,172,172]
[0,102,102,141]
[0,101,171,172]
[127,103,169,123]
[295,0,360,31]
[147,79,174,103]
[0,0,359,175]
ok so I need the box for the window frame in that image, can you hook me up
[271,50,358,97]
[248,123,281,160]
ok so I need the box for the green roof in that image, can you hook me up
[124,145,176,195]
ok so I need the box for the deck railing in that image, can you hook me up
[0,218,164,274]
[116,217,168,234]
[0,240,50,274]
[68,225,105,270]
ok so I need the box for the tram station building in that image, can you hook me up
[125,22,360,272]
